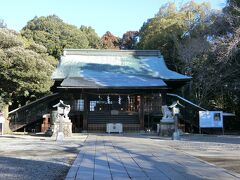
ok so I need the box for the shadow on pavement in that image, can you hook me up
[0,156,69,180]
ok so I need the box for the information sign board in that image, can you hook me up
[199,111,223,128]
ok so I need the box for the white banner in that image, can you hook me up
[199,111,223,128]
[0,116,4,123]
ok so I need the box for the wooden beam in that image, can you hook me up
[139,95,144,130]
[83,94,88,131]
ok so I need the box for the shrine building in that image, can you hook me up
[50,49,191,132]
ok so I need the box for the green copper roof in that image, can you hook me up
[52,49,191,88]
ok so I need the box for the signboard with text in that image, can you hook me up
[199,111,223,128]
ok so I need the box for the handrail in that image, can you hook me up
[167,93,207,110]
[8,93,59,115]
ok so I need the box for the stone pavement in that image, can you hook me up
[65,134,240,180]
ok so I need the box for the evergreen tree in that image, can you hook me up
[21,15,102,59]
[0,28,57,116]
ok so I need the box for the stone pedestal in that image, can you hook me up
[161,117,174,123]
[159,122,175,136]
[53,118,72,137]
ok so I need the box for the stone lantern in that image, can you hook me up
[169,100,184,140]
[52,100,72,140]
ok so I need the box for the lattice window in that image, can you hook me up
[74,99,84,111]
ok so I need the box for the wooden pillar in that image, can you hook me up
[139,95,144,130]
[162,91,167,105]
[83,94,88,131]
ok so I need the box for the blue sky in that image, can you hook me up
[0,0,226,37]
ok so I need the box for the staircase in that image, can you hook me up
[87,111,140,132]
[8,93,60,131]
[88,111,139,124]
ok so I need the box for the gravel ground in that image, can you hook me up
[150,134,240,174]
[0,134,87,180]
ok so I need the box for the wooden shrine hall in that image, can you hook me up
[51,49,191,132]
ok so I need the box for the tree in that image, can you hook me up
[170,1,239,121]
[21,15,91,59]
[80,25,102,49]
[0,28,57,117]
[101,31,120,49]
[205,0,240,115]
[121,31,139,49]
[138,1,213,71]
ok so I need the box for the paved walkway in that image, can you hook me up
[65,134,240,180]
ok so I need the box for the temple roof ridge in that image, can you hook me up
[63,49,161,57]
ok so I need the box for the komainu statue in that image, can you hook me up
[161,105,174,123]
